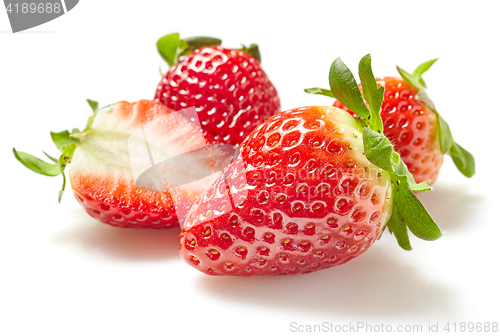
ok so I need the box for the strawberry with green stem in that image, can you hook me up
[154,33,280,146]
[13,100,233,228]
[179,55,441,276]
[306,59,475,184]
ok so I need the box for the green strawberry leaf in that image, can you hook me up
[363,128,431,193]
[179,37,223,60]
[51,130,78,152]
[398,59,438,91]
[13,99,104,202]
[450,142,475,177]
[13,148,62,177]
[57,144,77,203]
[397,65,421,89]
[436,113,453,154]
[329,58,371,120]
[412,58,438,88]
[238,43,261,63]
[87,99,99,113]
[386,201,412,251]
[43,151,59,163]
[397,65,427,91]
[435,115,475,178]
[178,39,189,52]
[416,90,453,154]
[387,177,441,250]
[13,145,76,202]
[184,36,222,50]
[157,32,181,67]
[363,127,394,172]
[84,99,100,133]
[157,33,222,66]
[394,177,442,241]
[393,154,431,192]
[414,89,436,111]
[304,87,336,98]
[359,54,384,133]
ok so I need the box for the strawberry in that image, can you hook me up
[306,59,475,184]
[13,100,234,229]
[154,33,280,145]
[179,55,441,276]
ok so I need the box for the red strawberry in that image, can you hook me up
[180,106,392,275]
[333,77,443,184]
[154,33,280,145]
[14,100,234,228]
[179,55,441,276]
[306,59,475,184]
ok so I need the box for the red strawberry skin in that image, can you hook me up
[154,46,280,145]
[333,77,443,184]
[69,100,232,229]
[72,183,175,229]
[179,106,393,275]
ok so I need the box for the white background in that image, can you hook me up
[1,1,499,335]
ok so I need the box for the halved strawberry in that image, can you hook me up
[154,33,280,145]
[14,100,234,228]
[179,55,441,276]
[306,59,475,184]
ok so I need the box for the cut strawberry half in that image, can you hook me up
[14,99,234,228]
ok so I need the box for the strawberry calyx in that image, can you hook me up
[304,87,337,98]
[157,32,261,67]
[396,60,475,177]
[327,54,441,250]
[13,99,100,202]
[236,44,261,63]
[157,33,222,67]
[396,58,437,90]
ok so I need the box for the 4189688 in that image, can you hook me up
[5,2,62,14]
[444,322,498,333]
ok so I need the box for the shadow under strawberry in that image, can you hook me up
[53,212,181,261]
[195,241,455,318]
[417,181,485,234]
